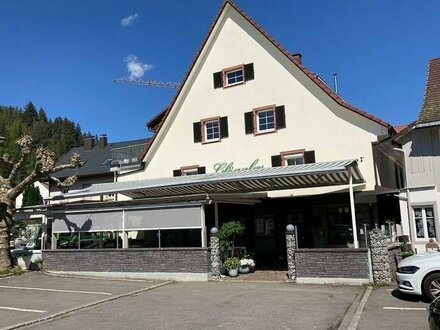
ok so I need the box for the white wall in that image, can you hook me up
[120,5,387,196]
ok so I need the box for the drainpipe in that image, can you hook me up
[393,147,414,245]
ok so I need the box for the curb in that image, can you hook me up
[338,286,372,330]
[1,280,173,330]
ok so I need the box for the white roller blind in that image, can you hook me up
[125,205,201,230]
[53,211,123,233]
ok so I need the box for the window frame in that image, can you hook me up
[253,105,277,135]
[413,205,437,241]
[180,165,200,176]
[281,149,306,166]
[201,116,221,144]
[222,64,245,88]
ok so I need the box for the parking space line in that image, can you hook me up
[383,307,427,311]
[0,285,112,295]
[0,306,47,313]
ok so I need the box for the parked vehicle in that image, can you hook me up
[429,296,440,330]
[396,251,440,301]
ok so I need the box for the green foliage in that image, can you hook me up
[22,185,43,207]
[0,266,24,276]
[0,102,89,180]
[223,257,240,270]
[218,220,245,258]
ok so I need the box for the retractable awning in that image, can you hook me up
[56,159,363,200]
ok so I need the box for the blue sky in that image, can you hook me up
[0,0,439,141]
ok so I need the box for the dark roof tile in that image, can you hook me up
[417,57,440,125]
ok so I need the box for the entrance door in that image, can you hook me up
[253,213,277,265]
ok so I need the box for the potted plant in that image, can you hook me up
[224,257,240,277]
[30,257,43,271]
[218,221,245,258]
[239,258,255,274]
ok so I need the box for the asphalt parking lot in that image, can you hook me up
[357,286,430,330]
[0,272,167,330]
[1,272,361,330]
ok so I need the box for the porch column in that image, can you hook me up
[201,205,207,247]
[214,202,219,228]
[348,167,359,248]
[210,227,221,280]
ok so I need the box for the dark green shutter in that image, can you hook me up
[198,166,206,174]
[173,169,181,177]
[244,112,254,134]
[220,116,229,138]
[304,150,315,164]
[275,105,286,129]
[213,71,223,89]
[271,155,282,167]
[193,122,202,143]
[244,63,254,81]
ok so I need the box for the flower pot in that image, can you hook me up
[228,268,239,277]
[239,266,250,274]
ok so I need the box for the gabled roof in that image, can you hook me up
[142,0,390,160]
[416,57,440,127]
[54,138,150,179]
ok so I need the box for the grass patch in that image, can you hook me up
[0,266,24,276]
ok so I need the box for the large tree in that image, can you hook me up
[0,134,80,269]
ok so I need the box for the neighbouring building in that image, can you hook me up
[392,57,440,253]
[39,1,403,282]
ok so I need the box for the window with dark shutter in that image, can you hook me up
[198,166,206,174]
[193,122,202,143]
[244,112,254,134]
[213,71,223,89]
[275,105,286,129]
[244,63,254,81]
[271,155,282,167]
[173,169,182,177]
[220,116,229,138]
[304,150,316,164]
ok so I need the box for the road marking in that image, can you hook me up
[0,306,46,313]
[0,285,111,295]
[386,289,395,291]
[383,307,427,311]
[348,286,373,330]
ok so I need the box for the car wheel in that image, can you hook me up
[424,273,440,301]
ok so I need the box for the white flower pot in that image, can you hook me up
[228,268,239,277]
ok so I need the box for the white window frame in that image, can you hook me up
[181,166,199,176]
[223,65,244,87]
[282,153,305,166]
[254,106,276,134]
[201,117,220,143]
[413,205,437,240]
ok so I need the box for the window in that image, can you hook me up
[203,118,220,142]
[414,207,437,239]
[272,150,315,167]
[245,105,286,135]
[213,63,254,89]
[225,67,244,86]
[173,166,206,177]
[193,116,228,143]
[101,159,113,166]
[256,108,275,133]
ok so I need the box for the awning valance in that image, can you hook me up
[57,159,363,200]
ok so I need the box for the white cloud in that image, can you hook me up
[124,54,154,80]
[121,13,139,27]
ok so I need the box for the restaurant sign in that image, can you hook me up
[213,159,264,173]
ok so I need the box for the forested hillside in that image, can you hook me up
[0,102,90,180]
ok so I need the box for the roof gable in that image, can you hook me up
[141,0,389,161]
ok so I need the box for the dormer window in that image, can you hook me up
[213,63,254,89]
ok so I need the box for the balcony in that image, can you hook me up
[110,143,147,173]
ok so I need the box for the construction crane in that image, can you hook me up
[113,77,180,89]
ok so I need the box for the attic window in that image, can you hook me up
[101,159,112,166]
[213,63,254,89]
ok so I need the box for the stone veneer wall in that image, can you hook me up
[43,248,210,274]
[295,248,370,279]
[387,243,403,277]
[369,229,391,285]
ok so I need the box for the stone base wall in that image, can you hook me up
[43,248,210,275]
[387,243,403,277]
[295,248,370,279]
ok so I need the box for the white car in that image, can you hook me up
[396,251,440,301]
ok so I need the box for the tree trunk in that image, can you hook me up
[0,221,12,269]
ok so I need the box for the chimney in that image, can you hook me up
[84,136,95,150]
[99,134,108,149]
